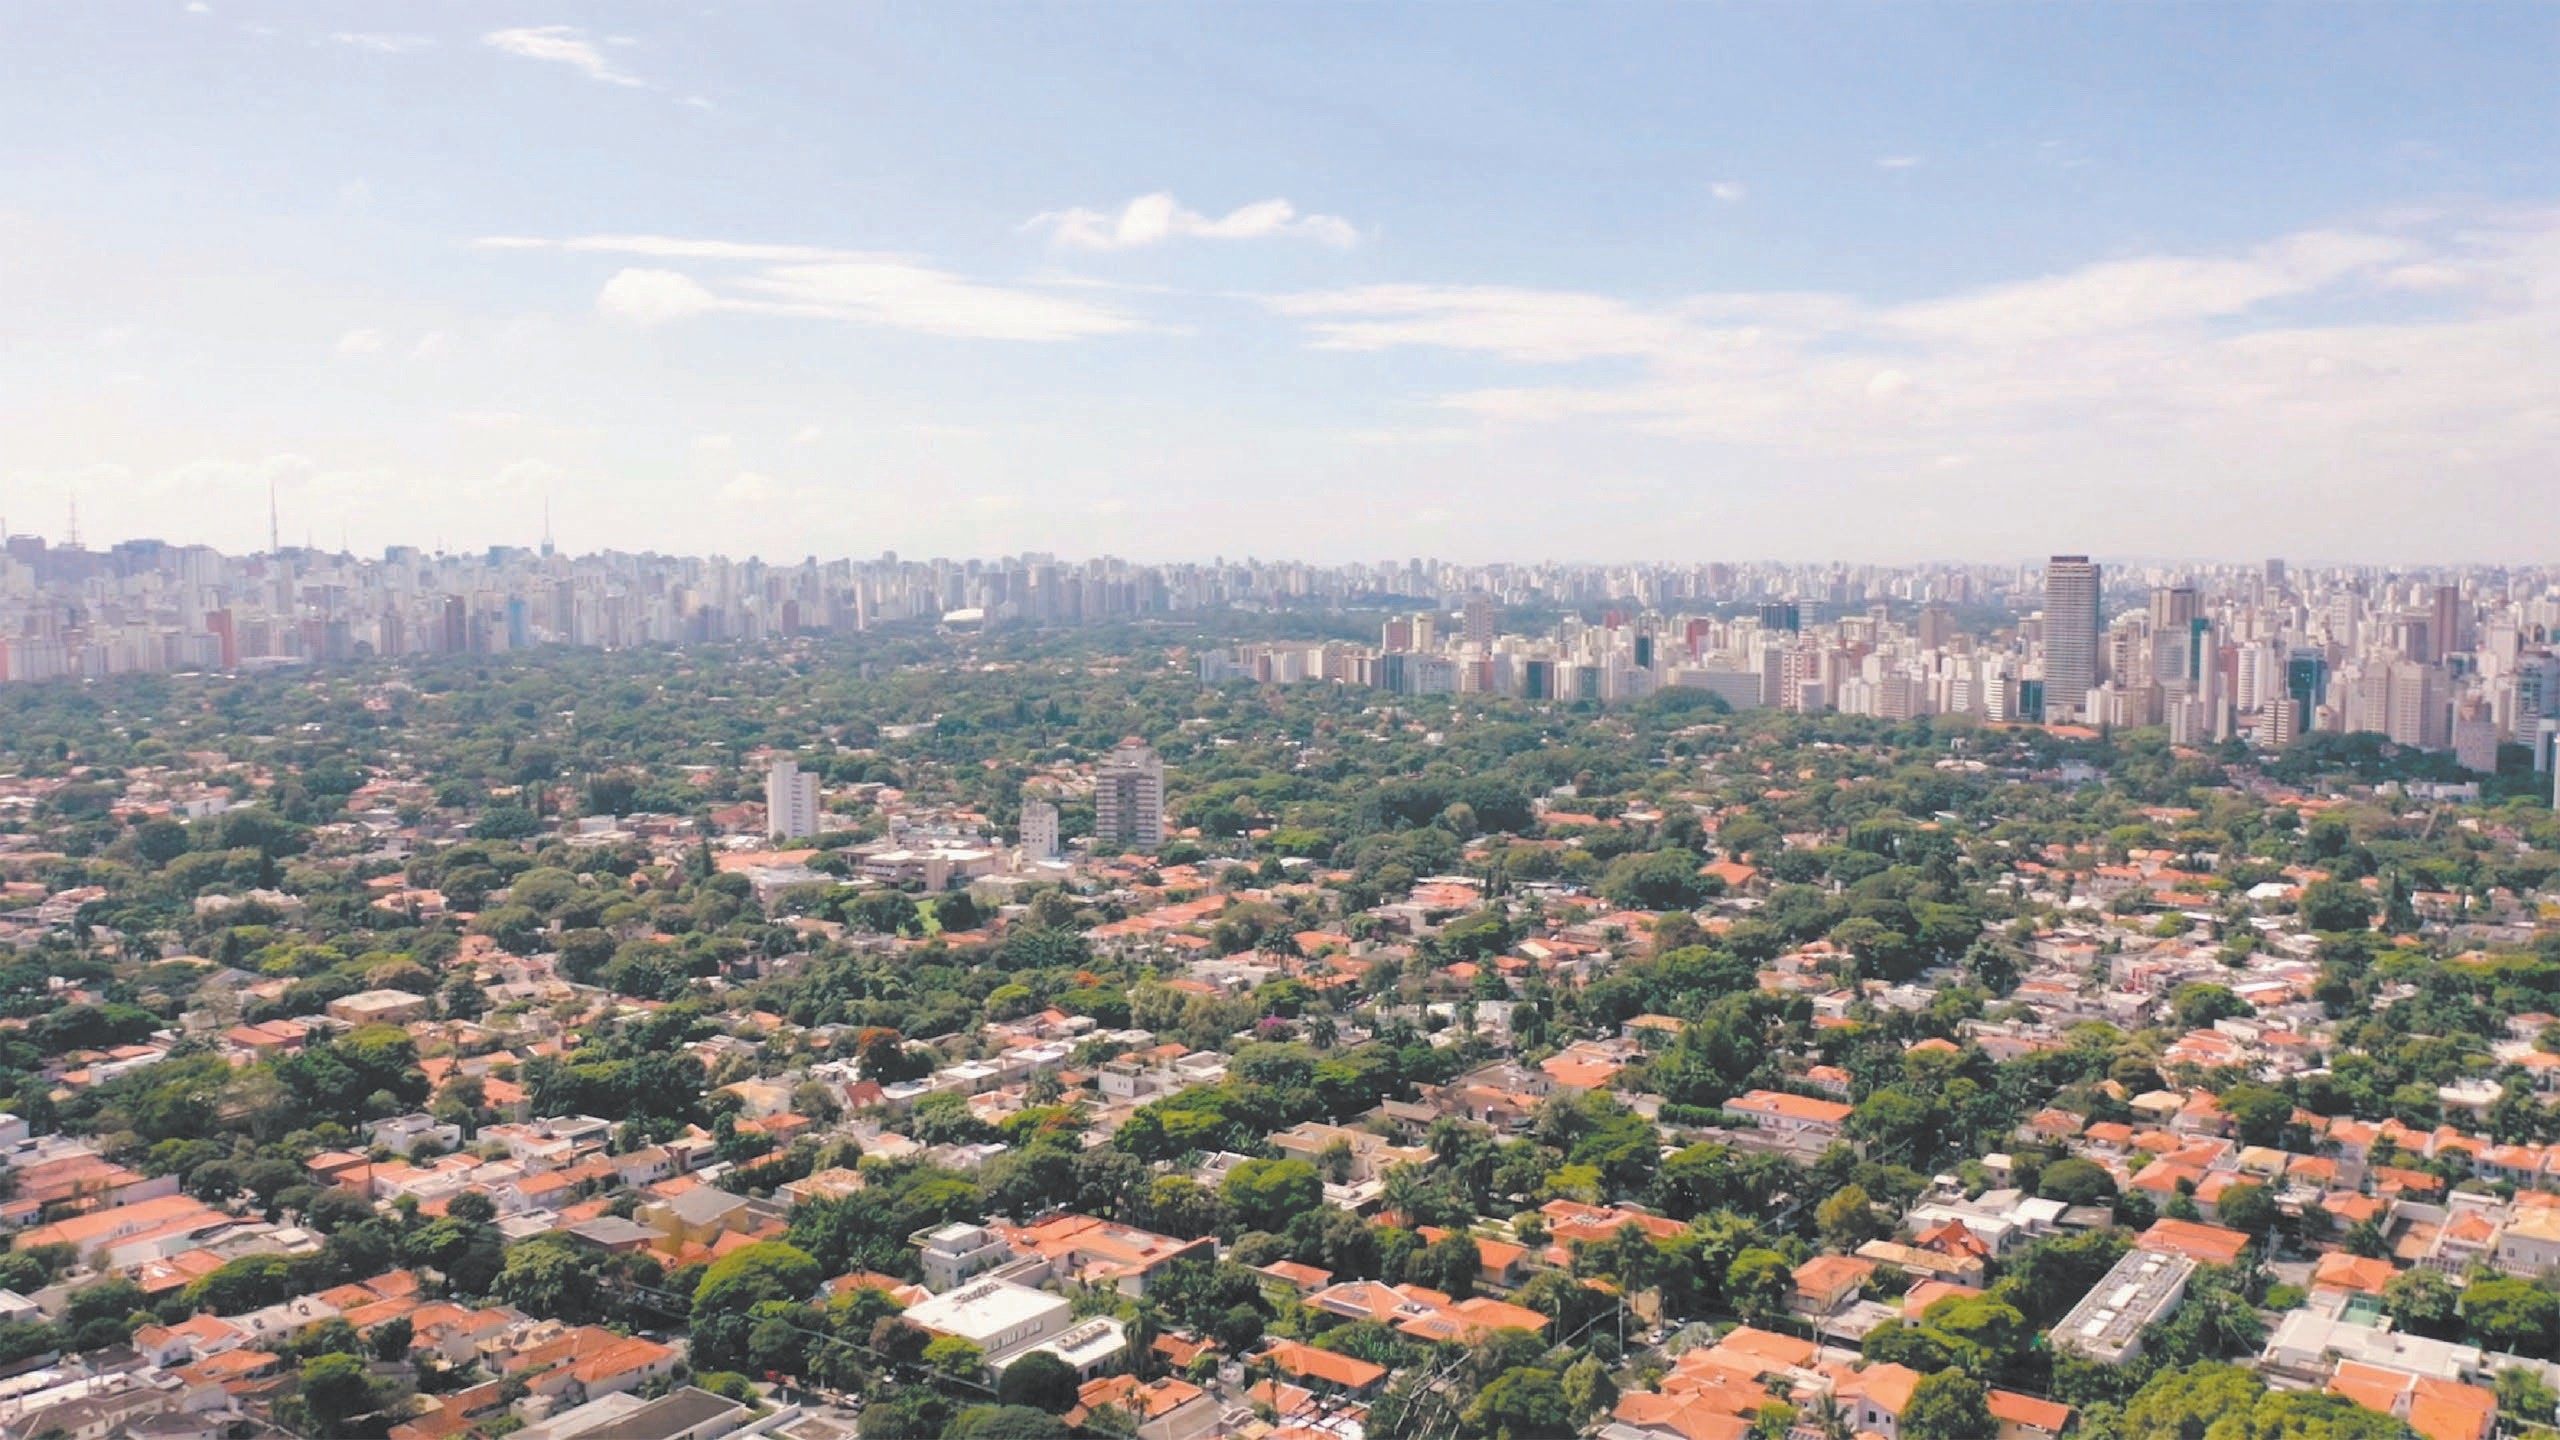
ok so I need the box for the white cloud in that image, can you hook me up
[482,26,645,87]
[335,328,383,355]
[1710,182,1747,204]
[488,234,1145,342]
[1268,285,1693,363]
[1263,207,2560,492]
[1030,193,1360,251]
[330,32,433,53]
[1882,231,2414,345]
[1876,155,1923,170]
[730,261,1143,341]
[595,268,721,326]
[410,331,451,360]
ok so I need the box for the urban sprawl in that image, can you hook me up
[1,534,2559,1440]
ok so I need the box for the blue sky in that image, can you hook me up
[5,4,2556,563]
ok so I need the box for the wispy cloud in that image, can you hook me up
[1029,193,1359,251]
[481,234,1146,342]
[483,26,644,87]
[1264,206,2560,485]
[1709,182,1747,204]
[330,32,433,54]
[1875,154,1923,170]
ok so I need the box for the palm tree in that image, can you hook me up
[1308,1011,1339,1051]
[1812,1392,1853,1440]
[1381,1162,1430,1225]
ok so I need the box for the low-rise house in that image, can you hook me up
[1837,1362,1924,1440]
[1728,1090,1853,1140]
[1791,1254,1875,1316]
[325,989,433,1026]
[1988,1390,2075,1440]
[994,1214,1214,1298]
[2136,1217,2253,1267]
[1260,1339,1387,1399]
[904,1279,1073,1366]
[915,1223,1019,1293]
[2328,1362,2496,1440]
[1304,1277,1551,1344]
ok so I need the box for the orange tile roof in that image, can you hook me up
[2311,1252,2399,1296]
[1615,1391,1754,1440]
[1844,1362,1922,1417]
[1264,1339,1386,1391]
[2138,1217,2252,1266]
[1731,1089,1854,1124]
[1988,1390,2073,1434]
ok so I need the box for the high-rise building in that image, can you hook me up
[2385,663,2447,750]
[766,757,821,840]
[1093,739,1165,853]
[2149,586,2201,694]
[1463,597,1497,651]
[2452,714,2500,775]
[2430,584,2464,661]
[2286,650,2330,725]
[1019,792,1061,862]
[2043,556,2102,723]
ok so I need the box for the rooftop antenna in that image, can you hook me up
[542,495,555,557]
[67,494,79,549]
[269,480,280,555]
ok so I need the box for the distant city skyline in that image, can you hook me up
[9,538,2556,779]
[6,6,2558,561]
[10,520,2560,574]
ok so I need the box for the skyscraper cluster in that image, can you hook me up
[1204,556,2560,774]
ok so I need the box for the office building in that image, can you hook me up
[2043,556,2102,723]
[765,758,820,840]
[1093,740,1165,853]
[2386,663,2447,750]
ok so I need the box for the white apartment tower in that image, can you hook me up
[1020,792,1062,862]
[1093,739,1165,853]
[766,757,821,840]
[2043,555,2103,723]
